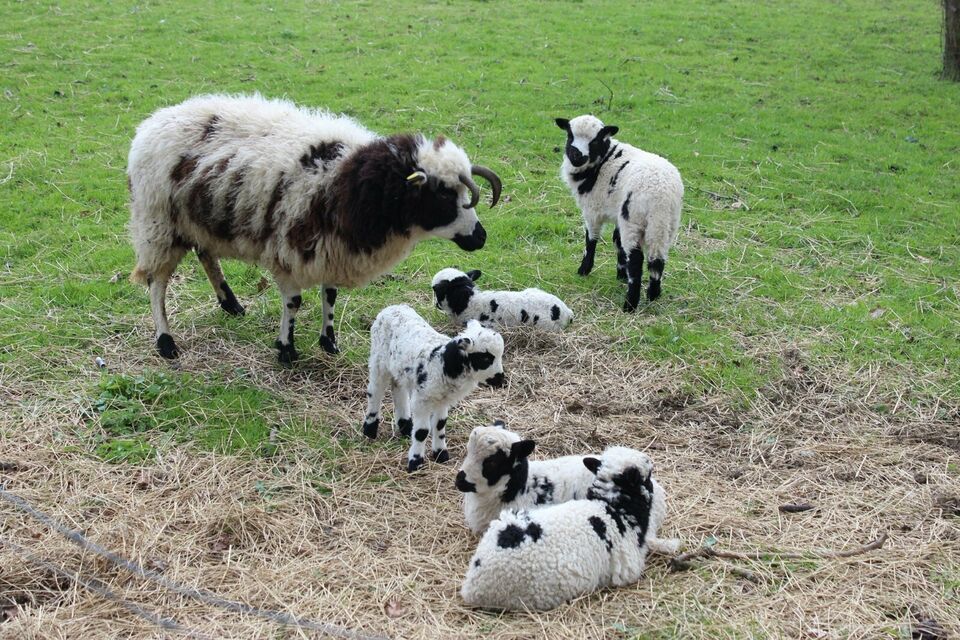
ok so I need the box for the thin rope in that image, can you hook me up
[0,485,389,640]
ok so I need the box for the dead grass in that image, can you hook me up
[1,320,959,639]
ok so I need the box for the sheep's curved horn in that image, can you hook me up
[459,174,481,209]
[471,165,502,207]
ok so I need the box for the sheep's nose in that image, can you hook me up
[453,222,486,251]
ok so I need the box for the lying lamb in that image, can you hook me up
[363,304,505,472]
[461,446,676,611]
[432,268,573,331]
[455,420,595,534]
[127,93,500,362]
[556,115,683,311]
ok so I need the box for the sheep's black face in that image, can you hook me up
[556,116,619,169]
[416,183,461,232]
[455,470,477,493]
[433,276,476,313]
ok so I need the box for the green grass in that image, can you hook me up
[2,0,959,451]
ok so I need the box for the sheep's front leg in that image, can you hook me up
[577,224,601,276]
[612,226,627,282]
[319,286,339,354]
[275,283,303,365]
[623,246,645,312]
[431,407,450,464]
[407,405,432,473]
[392,383,413,437]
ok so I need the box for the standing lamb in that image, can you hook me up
[556,115,682,311]
[460,446,674,611]
[363,304,505,473]
[431,268,573,331]
[455,420,595,534]
[127,94,501,363]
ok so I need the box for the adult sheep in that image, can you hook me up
[127,94,501,363]
[556,115,682,311]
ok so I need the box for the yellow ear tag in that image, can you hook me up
[406,171,427,184]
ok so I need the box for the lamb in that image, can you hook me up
[455,420,595,534]
[431,268,573,331]
[363,304,505,473]
[127,94,501,363]
[556,115,683,311]
[460,446,675,611]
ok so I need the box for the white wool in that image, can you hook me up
[456,423,596,534]
[431,268,573,332]
[461,446,674,611]
[363,305,505,472]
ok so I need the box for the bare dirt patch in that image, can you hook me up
[1,323,958,639]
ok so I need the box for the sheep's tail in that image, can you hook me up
[129,266,149,286]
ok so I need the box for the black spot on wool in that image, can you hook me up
[490,299,498,312]
[201,115,220,141]
[300,141,345,170]
[520,310,529,323]
[324,288,338,306]
[287,295,302,310]
[414,429,428,442]
[407,454,425,473]
[479,313,489,322]
[442,340,467,378]
[588,516,613,551]
[501,457,529,503]
[397,417,413,437]
[572,143,619,195]
[609,160,630,189]
[621,192,632,220]
[433,276,475,315]
[473,558,481,568]
[416,362,427,386]
[496,522,543,549]
[550,305,560,321]
[534,476,555,505]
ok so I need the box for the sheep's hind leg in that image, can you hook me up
[623,246,645,312]
[647,257,665,301]
[613,226,627,282]
[392,383,412,437]
[319,286,339,354]
[362,368,389,439]
[431,407,450,463]
[274,282,303,365]
[196,249,244,316]
[407,406,432,472]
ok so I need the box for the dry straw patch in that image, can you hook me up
[1,321,959,639]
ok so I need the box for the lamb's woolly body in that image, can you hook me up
[128,94,495,361]
[364,305,505,472]
[431,268,573,332]
[557,115,683,310]
[456,424,595,534]
[461,446,671,611]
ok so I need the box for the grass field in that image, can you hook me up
[1,1,959,638]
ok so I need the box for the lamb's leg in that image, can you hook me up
[274,282,303,365]
[318,286,339,354]
[623,246,645,312]
[613,226,627,282]
[196,248,244,316]
[392,383,412,437]
[407,405,432,472]
[431,407,450,463]
[362,368,389,439]
[577,223,600,276]
[647,257,665,301]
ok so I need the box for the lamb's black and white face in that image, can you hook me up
[431,267,481,315]
[441,320,506,387]
[410,137,500,251]
[583,446,655,501]
[455,421,536,493]
[555,115,619,168]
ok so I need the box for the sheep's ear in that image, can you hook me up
[406,170,427,187]
[492,419,507,429]
[599,125,619,139]
[466,269,482,282]
[511,439,536,459]
[555,118,570,131]
[583,457,602,474]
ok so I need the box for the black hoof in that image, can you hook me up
[362,418,379,439]
[407,455,425,473]
[577,261,593,277]
[647,283,662,301]
[275,340,298,366]
[219,298,246,316]
[622,298,639,313]
[396,418,413,437]
[156,333,180,359]
[319,335,339,355]
[616,268,628,282]
[432,449,450,464]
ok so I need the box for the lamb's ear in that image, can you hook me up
[583,457,602,474]
[555,118,571,131]
[442,338,468,378]
[466,269,482,282]
[492,419,507,429]
[599,125,619,138]
[510,439,536,459]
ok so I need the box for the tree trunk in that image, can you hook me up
[945,0,960,80]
